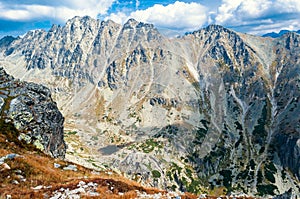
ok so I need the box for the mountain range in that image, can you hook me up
[263,29,300,38]
[0,16,299,197]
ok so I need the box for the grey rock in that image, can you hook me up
[50,180,99,199]
[77,181,86,187]
[0,153,19,165]
[0,158,5,165]
[15,169,22,174]
[32,185,44,190]
[63,164,77,171]
[0,67,66,158]
[0,96,4,111]
[5,194,12,199]
[11,180,19,184]
[6,153,18,159]
[54,163,61,168]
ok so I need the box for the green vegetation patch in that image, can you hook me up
[265,169,275,183]
[138,138,163,153]
[257,184,278,196]
[252,100,271,145]
[185,178,202,194]
[265,162,277,183]
[151,170,161,178]
[266,162,277,173]
[220,170,232,189]
[67,131,77,135]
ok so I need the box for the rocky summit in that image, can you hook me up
[0,16,299,197]
[0,67,66,158]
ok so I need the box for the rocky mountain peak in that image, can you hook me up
[121,18,160,38]
[100,19,119,27]
[189,23,241,44]
[66,15,96,25]
[64,15,100,36]
[123,18,139,29]
[204,24,231,32]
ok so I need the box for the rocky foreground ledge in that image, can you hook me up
[0,67,66,158]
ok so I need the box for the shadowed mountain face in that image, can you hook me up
[0,16,299,197]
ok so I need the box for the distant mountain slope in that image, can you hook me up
[262,29,300,38]
[0,16,299,197]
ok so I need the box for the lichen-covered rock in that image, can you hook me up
[0,67,66,158]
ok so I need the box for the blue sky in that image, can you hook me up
[0,0,299,38]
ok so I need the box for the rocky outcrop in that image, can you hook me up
[0,67,66,158]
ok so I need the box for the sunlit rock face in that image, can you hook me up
[0,16,299,197]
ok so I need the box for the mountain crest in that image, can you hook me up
[204,24,232,32]
[123,18,139,28]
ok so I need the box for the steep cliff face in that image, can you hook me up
[0,67,66,158]
[0,16,299,197]
[178,27,300,195]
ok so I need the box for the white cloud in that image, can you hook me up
[214,0,300,34]
[0,5,55,21]
[275,0,300,12]
[106,12,128,24]
[106,1,208,34]
[0,0,115,22]
[215,0,272,25]
[62,0,115,14]
[215,0,242,24]
[249,19,300,35]
[215,0,300,26]
[132,1,207,30]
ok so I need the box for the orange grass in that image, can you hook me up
[0,128,167,198]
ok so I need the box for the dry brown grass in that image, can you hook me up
[0,151,162,198]
[180,192,199,199]
[0,125,169,199]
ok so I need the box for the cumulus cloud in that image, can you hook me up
[214,0,300,33]
[215,0,273,25]
[106,1,208,34]
[215,0,300,25]
[0,0,115,22]
[0,4,53,21]
[275,0,300,12]
[131,1,207,31]
[249,19,300,35]
[106,12,128,24]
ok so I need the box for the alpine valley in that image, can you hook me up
[0,16,299,197]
